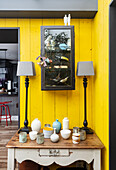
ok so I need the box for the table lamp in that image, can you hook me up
[77,61,94,134]
[17,61,36,133]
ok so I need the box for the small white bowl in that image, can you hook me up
[29,131,38,140]
[60,129,71,139]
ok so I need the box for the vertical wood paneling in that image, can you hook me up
[0,18,94,130]
[93,0,109,169]
[17,19,31,127]
[5,19,18,27]
[54,19,63,26]
[54,19,68,126]
[0,11,109,169]
[94,0,104,140]
[91,20,95,130]
[30,19,43,125]
[68,19,80,128]
[79,20,92,128]
[42,19,55,127]
[94,8,106,167]
[55,90,68,126]
[103,0,109,169]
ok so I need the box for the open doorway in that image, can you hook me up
[0,28,20,128]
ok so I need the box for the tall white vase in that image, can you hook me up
[31,118,41,133]
[63,117,69,130]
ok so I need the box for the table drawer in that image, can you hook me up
[39,149,69,156]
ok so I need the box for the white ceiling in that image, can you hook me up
[0,43,18,61]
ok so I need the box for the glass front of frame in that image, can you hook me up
[41,26,75,90]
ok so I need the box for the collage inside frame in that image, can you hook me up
[41,26,75,90]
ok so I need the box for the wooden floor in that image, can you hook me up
[0,121,18,170]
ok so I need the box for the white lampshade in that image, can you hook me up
[77,61,94,76]
[17,61,36,76]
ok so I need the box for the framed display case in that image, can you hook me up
[41,26,75,90]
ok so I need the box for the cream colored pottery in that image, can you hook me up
[29,131,38,140]
[62,117,69,130]
[60,129,71,139]
[43,128,53,138]
[50,128,59,143]
[31,118,41,132]
[72,132,80,144]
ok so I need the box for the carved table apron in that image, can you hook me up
[6,131,104,170]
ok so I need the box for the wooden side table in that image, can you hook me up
[6,131,104,170]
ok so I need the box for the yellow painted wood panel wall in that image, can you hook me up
[92,0,110,169]
[0,7,109,169]
[0,18,93,129]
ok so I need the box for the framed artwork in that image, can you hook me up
[40,26,75,90]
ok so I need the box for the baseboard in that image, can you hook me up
[1,116,18,121]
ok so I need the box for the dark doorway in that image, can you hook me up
[0,28,20,128]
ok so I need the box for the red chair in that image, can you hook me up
[0,101,12,126]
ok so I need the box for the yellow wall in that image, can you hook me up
[0,18,93,130]
[92,0,110,169]
[0,0,110,168]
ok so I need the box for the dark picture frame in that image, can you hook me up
[41,26,75,90]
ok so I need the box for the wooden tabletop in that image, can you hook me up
[6,130,104,149]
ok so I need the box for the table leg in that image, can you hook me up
[7,148,15,170]
[93,149,101,170]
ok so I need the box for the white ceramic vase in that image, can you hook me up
[63,117,69,130]
[50,128,59,143]
[31,118,41,132]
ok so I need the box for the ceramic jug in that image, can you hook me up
[50,128,59,143]
[52,119,61,133]
[31,118,41,133]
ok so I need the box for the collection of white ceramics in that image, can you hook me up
[29,117,82,144]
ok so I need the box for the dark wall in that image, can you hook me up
[110,1,116,169]
[0,29,18,43]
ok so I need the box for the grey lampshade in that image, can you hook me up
[77,61,94,76]
[17,61,36,76]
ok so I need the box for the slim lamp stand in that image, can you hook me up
[17,62,36,134]
[81,76,93,134]
[77,61,94,134]
[18,76,31,134]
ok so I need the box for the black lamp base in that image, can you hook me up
[18,126,31,134]
[81,127,94,134]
